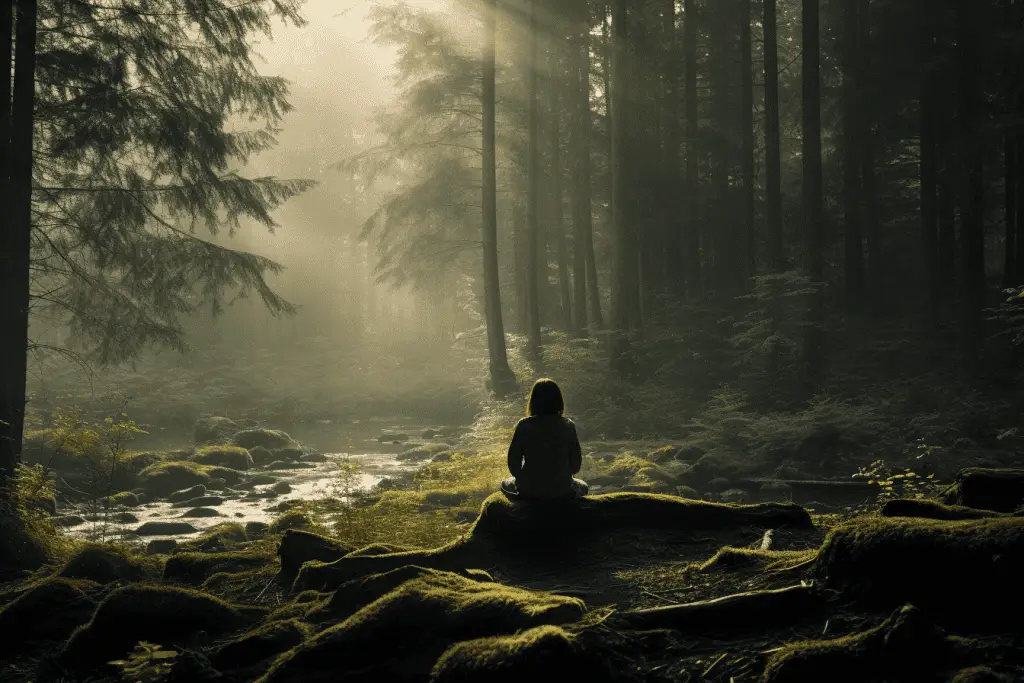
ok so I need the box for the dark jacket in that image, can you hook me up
[506,415,582,499]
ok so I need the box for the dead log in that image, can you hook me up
[881,499,1009,521]
[614,583,819,634]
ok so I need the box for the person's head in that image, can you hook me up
[526,378,564,417]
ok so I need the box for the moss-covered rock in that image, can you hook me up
[210,619,312,671]
[193,445,253,471]
[58,544,150,584]
[181,506,223,518]
[233,429,296,451]
[164,551,272,585]
[277,530,354,580]
[180,523,248,552]
[307,565,493,623]
[138,462,212,497]
[941,468,1024,513]
[814,517,1024,627]
[762,605,952,683]
[135,521,200,536]
[470,492,812,549]
[60,585,253,673]
[258,570,585,683]
[195,416,239,445]
[396,443,453,462]
[249,446,276,467]
[102,491,141,508]
[169,483,208,503]
[431,625,635,683]
[0,578,98,654]
[881,498,1010,521]
[270,511,312,534]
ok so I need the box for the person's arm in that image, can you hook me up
[569,421,582,475]
[507,420,524,477]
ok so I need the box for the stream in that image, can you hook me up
[57,418,462,545]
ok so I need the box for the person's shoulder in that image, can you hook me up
[561,416,578,430]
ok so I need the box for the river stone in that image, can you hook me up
[245,521,270,538]
[171,496,225,509]
[169,484,207,503]
[300,453,327,463]
[55,515,87,528]
[249,446,275,467]
[180,507,223,518]
[232,428,295,451]
[271,481,293,494]
[194,416,239,445]
[273,446,305,461]
[135,521,199,536]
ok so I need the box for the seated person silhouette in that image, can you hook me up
[501,378,589,500]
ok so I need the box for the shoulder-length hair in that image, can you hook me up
[526,378,564,416]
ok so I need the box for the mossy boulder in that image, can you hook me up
[270,511,312,533]
[193,445,253,471]
[102,491,141,508]
[0,514,50,573]
[249,446,276,467]
[181,506,223,518]
[169,483,208,503]
[233,429,296,451]
[210,619,312,671]
[277,530,354,580]
[396,443,453,462]
[814,517,1024,627]
[762,605,952,683]
[60,585,251,674]
[180,523,248,552]
[164,551,272,585]
[138,462,212,497]
[257,570,585,683]
[171,495,225,509]
[0,578,99,654]
[135,521,200,536]
[431,625,634,683]
[58,545,150,584]
[308,565,493,623]
[195,416,239,445]
[941,468,1024,513]
[881,498,1010,521]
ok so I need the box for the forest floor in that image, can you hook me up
[3,399,1024,683]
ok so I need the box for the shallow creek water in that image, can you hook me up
[59,419,456,545]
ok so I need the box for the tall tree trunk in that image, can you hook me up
[859,0,882,311]
[514,201,529,332]
[609,0,633,371]
[708,4,731,291]
[570,0,591,336]
[938,128,958,300]
[550,86,573,334]
[957,0,986,356]
[1004,136,1016,288]
[763,0,784,272]
[684,0,700,295]
[481,0,516,396]
[526,0,543,358]
[0,0,37,485]
[801,0,825,388]
[662,0,681,292]
[920,0,939,313]
[842,0,864,307]
[740,0,755,283]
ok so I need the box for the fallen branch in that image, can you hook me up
[613,583,820,634]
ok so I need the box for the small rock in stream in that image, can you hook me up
[55,515,87,528]
[263,461,315,471]
[180,507,223,518]
[168,484,207,503]
[135,521,199,536]
[271,481,293,494]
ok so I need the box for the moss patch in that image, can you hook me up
[232,429,296,451]
[58,544,152,584]
[258,570,585,683]
[432,625,637,683]
[137,461,213,497]
[164,551,274,585]
[193,445,253,470]
[814,517,1024,627]
[60,584,251,674]
[210,618,312,671]
[0,578,99,654]
[179,523,249,552]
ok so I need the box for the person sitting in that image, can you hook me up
[501,378,589,500]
